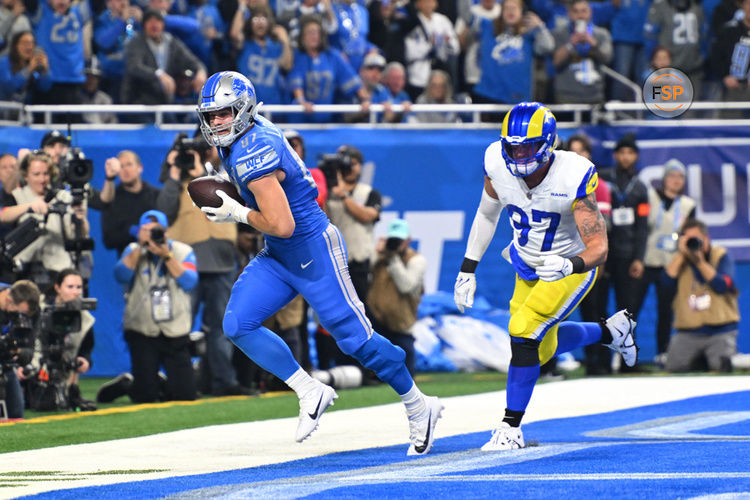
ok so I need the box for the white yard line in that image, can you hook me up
[1,376,748,498]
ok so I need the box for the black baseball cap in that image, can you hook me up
[40,130,70,149]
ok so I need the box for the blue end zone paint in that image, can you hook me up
[22,391,750,500]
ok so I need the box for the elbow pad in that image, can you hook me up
[465,189,503,262]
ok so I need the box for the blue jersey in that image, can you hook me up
[219,115,328,250]
[288,48,361,122]
[0,55,52,100]
[473,19,535,103]
[329,1,374,71]
[195,4,226,67]
[610,0,651,43]
[238,39,287,104]
[33,0,91,84]
[94,10,137,79]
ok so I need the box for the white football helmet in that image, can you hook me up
[197,71,259,148]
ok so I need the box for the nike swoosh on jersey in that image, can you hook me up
[301,259,313,269]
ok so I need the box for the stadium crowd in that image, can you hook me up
[1,0,750,123]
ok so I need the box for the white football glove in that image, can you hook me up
[454,272,476,313]
[201,190,251,224]
[536,255,574,282]
[205,162,231,182]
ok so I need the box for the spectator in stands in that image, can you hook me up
[193,0,227,72]
[288,15,369,122]
[326,144,381,302]
[663,218,739,372]
[455,0,501,93]
[469,0,553,107]
[367,219,425,375]
[103,209,198,403]
[643,0,705,98]
[410,69,459,123]
[147,0,206,67]
[404,0,460,100]
[367,0,416,65]
[329,0,377,71]
[609,0,650,101]
[30,0,92,108]
[0,0,32,56]
[284,129,328,208]
[93,0,142,101]
[0,30,51,105]
[641,45,671,85]
[636,159,695,366]
[347,51,392,122]
[230,3,292,105]
[711,0,750,116]
[552,0,612,104]
[0,153,19,208]
[566,134,614,375]
[600,133,649,370]
[278,0,337,50]
[381,61,412,123]
[87,150,160,255]
[157,134,247,396]
[121,8,206,106]
[39,129,68,166]
[80,57,118,124]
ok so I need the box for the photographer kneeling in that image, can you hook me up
[27,270,97,411]
[0,280,40,419]
[107,210,198,403]
[662,219,740,372]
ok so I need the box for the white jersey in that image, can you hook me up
[484,144,598,280]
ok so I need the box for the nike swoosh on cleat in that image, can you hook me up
[413,411,432,454]
[308,394,324,420]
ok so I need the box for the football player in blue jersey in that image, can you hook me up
[196,71,443,454]
[454,102,638,450]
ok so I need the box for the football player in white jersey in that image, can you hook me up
[454,102,638,451]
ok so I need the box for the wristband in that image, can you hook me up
[460,258,479,273]
[105,175,117,181]
[164,251,174,261]
[570,255,585,274]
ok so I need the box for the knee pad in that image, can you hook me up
[223,308,265,342]
[351,333,406,381]
[508,314,530,337]
[222,310,239,340]
[510,337,541,367]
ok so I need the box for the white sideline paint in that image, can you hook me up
[1,376,749,499]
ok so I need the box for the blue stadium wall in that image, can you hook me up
[1,125,747,375]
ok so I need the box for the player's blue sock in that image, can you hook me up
[554,322,603,356]
[229,326,300,381]
[506,364,540,412]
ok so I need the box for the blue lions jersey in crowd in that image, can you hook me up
[218,115,328,249]
[94,9,138,80]
[33,0,92,83]
[238,39,288,104]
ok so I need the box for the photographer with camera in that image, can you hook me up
[0,279,40,419]
[88,150,160,255]
[366,219,425,375]
[0,151,91,292]
[156,133,246,396]
[662,219,740,373]
[26,269,97,411]
[324,145,382,302]
[105,210,197,403]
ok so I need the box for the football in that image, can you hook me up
[188,176,245,209]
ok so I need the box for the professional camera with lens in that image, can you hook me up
[686,237,703,251]
[150,226,166,246]
[0,312,35,369]
[317,152,353,190]
[58,147,94,206]
[385,237,403,252]
[171,132,210,178]
[38,298,97,370]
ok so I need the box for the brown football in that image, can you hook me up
[188,176,245,209]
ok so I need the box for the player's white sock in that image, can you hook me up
[285,368,318,398]
[400,383,426,417]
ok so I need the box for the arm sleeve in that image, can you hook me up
[175,249,199,290]
[365,188,382,211]
[708,252,736,294]
[234,140,282,184]
[387,252,426,296]
[660,268,678,290]
[465,188,504,261]
[114,244,137,284]
[155,178,182,224]
[94,16,126,52]
[86,187,106,210]
[532,25,555,56]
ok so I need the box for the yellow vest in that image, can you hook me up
[167,182,237,246]
[673,246,740,330]
[367,248,422,333]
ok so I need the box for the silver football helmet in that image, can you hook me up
[197,71,259,148]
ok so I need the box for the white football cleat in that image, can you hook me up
[295,382,338,443]
[481,422,525,451]
[604,309,639,367]
[407,396,444,456]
